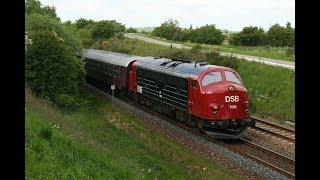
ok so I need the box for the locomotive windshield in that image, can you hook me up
[225,71,242,84]
[201,70,242,87]
[201,71,222,86]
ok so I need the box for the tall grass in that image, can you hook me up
[237,61,295,122]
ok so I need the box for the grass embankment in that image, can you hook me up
[95,37,295,123]
[26,87,239,179]
[132,33,295,62]
[237,61,294,123]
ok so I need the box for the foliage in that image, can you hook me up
[25,0,60,20]
[152,18,183,41]
[75,18,95,29]
[26,13,83,52]
[91,20,126,40]
[63,20,78,33]
[189,24,225,45]
[179,28,193,42]
[126,27,138,33]
[25,31,85,108]
[95,37,134,54]
[265,23,295,47]
[64,19,95,48]
[230,26,265,46]
[77,28,94,48]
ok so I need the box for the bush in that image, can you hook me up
[152,18,183,41]
[99,37,133,54]
[285,47,295,57]
[25,31,85,108]
[26,13,83,52]
[126,27,138,33]
[230,26,265,46]
[190,24,225,45]
[265,23,294,47]
[92,20,126,40]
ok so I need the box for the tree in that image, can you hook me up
[152,18,183,41]
[78,28,94,48]
[75,18,95,29]
[190,24,225,45]
[25,0,60,20]
[26,13,83,52]
[265,23,295,47]
[126,27,138,33]
[230,26,265,46]
[25,31,85,108]
[91,20,126,40]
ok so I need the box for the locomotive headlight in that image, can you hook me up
[229,85,235,91]
[243,101,249,109]
[213,105,219,110]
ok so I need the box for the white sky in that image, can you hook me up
[39,0,295,32]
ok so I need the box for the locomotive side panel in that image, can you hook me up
[136,67,188,111]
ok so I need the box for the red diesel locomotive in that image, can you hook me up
[79,49,255,139]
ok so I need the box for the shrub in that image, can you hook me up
[25,31,85,108]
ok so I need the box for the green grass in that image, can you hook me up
[237,61,295,122]
[131,33,294,62]
[26,87,240,179]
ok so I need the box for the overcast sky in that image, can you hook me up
[39,0,295,32]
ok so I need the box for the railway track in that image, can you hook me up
[220,138,295,179]
[86,84,295,179]
[250,117,295,143]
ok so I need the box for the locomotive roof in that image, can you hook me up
[136,57,216,78]
[82,49,140,67]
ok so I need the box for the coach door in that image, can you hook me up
[188,78,201,117]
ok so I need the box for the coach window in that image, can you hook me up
[201,71,222,87]
[108,64,112,75]
[104,64,108,74]
[113,66,119,77]
[100,63,103,73]
[105,64,108,74]
[225,71,242,85]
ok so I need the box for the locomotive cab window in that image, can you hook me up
[225,71,242,85]
[201,71,222,87]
